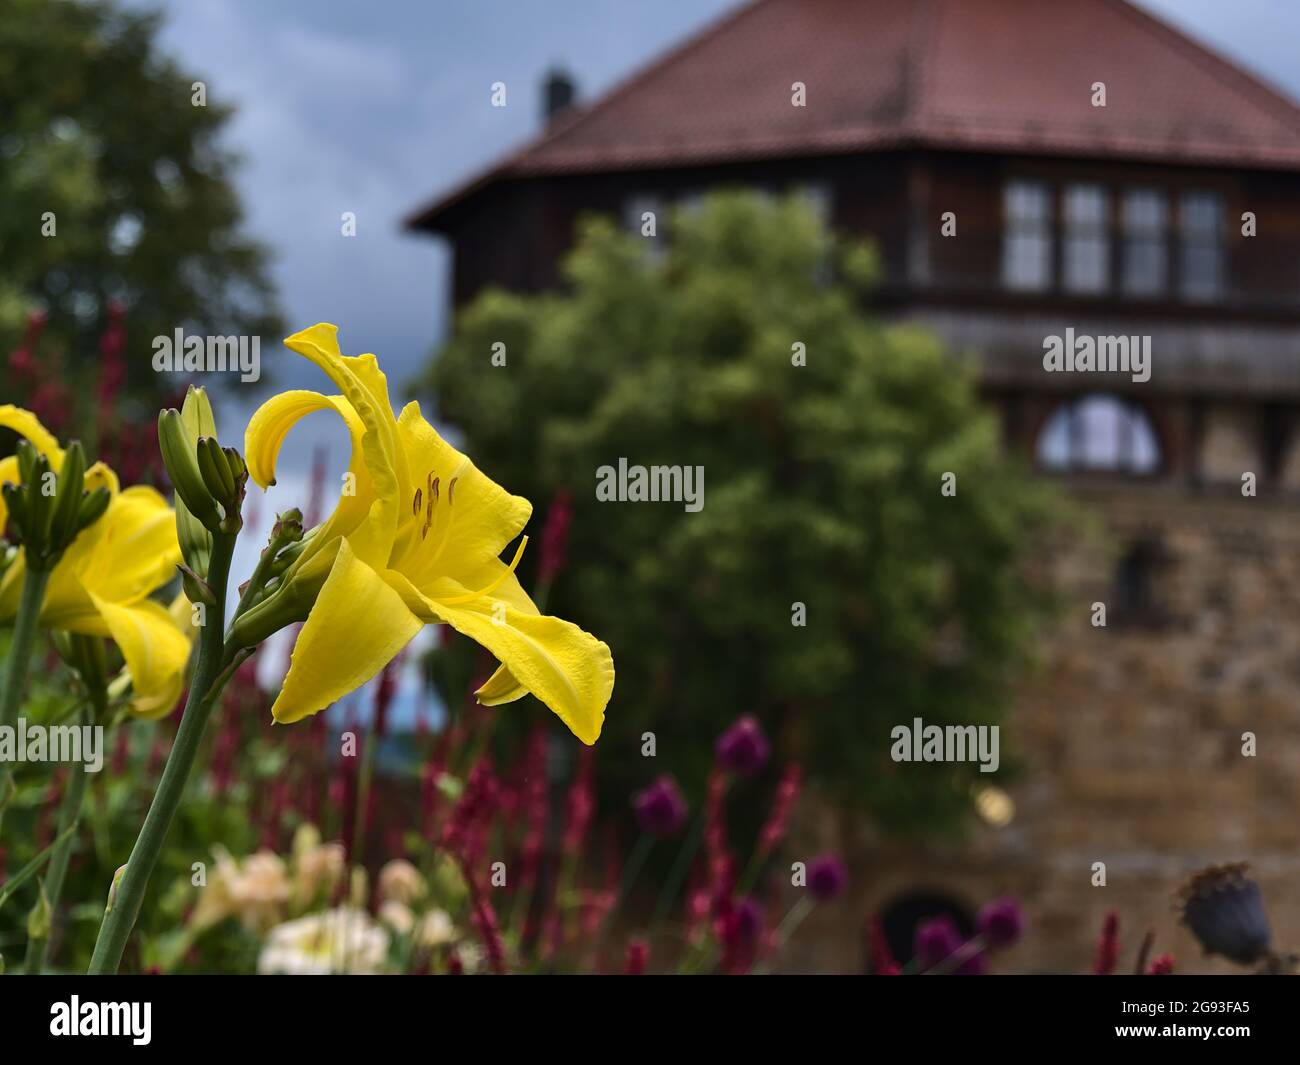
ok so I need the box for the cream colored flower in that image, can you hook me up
[257,908,390,975]
[378,859,426,906]
[292,840,346,910]
[378,899,415,936]
[190,848,290,934]
[415,908,456,949]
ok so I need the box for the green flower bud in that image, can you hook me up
[105,865,127,915]
[159,410,220,528]
[177,562,217,608]
[271,507,304,544]
[76,486,111,531]
[15,438,38,487]
[227,545,332,648]
[0,441,100,570]
[0,482,25,533]
[25,451,54,552]
[26,879,51,941]
[48,440,87,550]
[197,434,236,506]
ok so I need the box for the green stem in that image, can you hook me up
[87,532,236,974]
[589,834,654,970]
[1,567,50,729]
[0,566,50,836]
[26,687,106,974]
[24,731,90,974]
[649,812,704,931]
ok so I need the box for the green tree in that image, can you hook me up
[0,0,278,382]
[423,191,1059,833]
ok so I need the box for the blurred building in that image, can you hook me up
[407,0,1300,973]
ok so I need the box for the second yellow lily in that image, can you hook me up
[0,406,192,717]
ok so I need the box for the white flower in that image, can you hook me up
[415,908,456,948]
[257,907,390,975]
[379,900,415,935]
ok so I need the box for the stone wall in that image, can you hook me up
[788,483,1300,974]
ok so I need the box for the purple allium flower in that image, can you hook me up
[807,853,849,902]
[731,897,764,948]
[914,914,985,975]
[1177,863,1272,966]
[633,775,689,837]
[715,715,771,776]
[976,896,1024,947]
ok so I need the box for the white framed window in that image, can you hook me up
[1180,190,1223,301]
[1121,188,1167,297]
[1001,180,1052,291]
[1063,184,1110,294]
[1036,393,1161,475]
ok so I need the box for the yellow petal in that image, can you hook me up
[392,402,532,582]
[390,567,614,745]
[0,406,67,534]
[475,663,527,706]
[37,486,178,627]
[88,593,193,715]
[245,389,375,570]
[0,405,65,465]
[84,461,120,498]
[126,656,187,720]
[281,325,405,569]
[75,486,180,608]
[0,454,16,547]
[271,537,422,724]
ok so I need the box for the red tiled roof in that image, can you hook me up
[409,0,1300,228]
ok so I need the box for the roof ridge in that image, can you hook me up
[1107,0,1300,132]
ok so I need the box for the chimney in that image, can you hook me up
[542,67,576,125]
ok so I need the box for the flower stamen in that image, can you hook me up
[439,535,528,605]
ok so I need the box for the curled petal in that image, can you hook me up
[245,389,374,571]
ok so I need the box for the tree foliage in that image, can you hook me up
[0,0,278,383]
[424,191,1059,833]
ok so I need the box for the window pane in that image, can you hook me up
[1063,184,1109,293]
[1122,189,1167,296]
[1002,180,1052,291]
[1180,191,1223,301]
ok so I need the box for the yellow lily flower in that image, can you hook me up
[244,324,614,744]
[0,406,192,717]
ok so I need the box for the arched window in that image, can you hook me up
[1035,393,1161,475]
